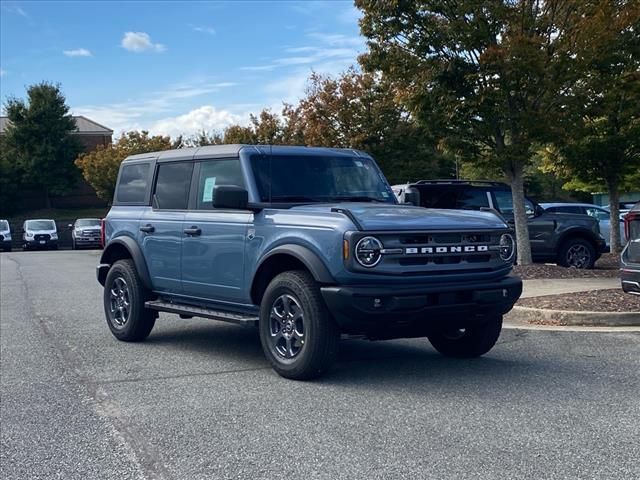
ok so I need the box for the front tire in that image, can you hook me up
[259,270,339,380]
[428,316,502,358]
[557,238,596,269]
[103,259,156,342]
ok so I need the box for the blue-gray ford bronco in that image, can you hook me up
[97,145,522,379]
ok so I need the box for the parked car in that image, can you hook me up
[393,180,606,269]
[22,219,58,250]
[69,218,102,249]
[97,145,522,380]
[621,202,640,295]
[540,202,626,248]
[0,220,12,252]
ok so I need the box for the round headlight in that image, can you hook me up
[355,236,383,268]
[499,233,515,261]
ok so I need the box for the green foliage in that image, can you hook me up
[2,82,82,205]
[75,131,172,202]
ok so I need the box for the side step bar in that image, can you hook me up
[145,300,259,327]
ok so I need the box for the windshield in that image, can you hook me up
[250,155,396,204]
[76,219,101,227]
[26,220,56,231]
[0,220,8,231]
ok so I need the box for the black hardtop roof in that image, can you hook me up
[123,144,367,163]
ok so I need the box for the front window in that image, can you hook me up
[26,220,55,231]
[75,219,101,228]
[0,220,9,231]
[585,208,610,221]
[250,155,395,204]
[493,191,535,216]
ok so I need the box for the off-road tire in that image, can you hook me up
[557,238,596,269]
[103,259,156,342]
[259,270,339,380]
[428,315,503,358]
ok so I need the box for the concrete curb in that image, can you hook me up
[506,305,640,327]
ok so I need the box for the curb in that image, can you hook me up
[506,305,640,327]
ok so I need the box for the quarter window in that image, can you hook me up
[196,159,245,210]
[116,163,151,203]
[153,162,193,210]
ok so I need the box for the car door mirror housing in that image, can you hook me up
[212,185,249,210]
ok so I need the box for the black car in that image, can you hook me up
[393,180,606,269]
[69,218,102,249]
[621,202,640,295]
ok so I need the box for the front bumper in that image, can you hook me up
[75,237,102,247]
[24,239,58,249]
[321,275,522,337]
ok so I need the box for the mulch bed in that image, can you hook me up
[517,289,640,313]
[512,253,620,280]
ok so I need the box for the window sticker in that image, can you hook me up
[203,177,216,202]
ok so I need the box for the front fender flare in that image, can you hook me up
[99,237,152,289]
[256,244,335,284]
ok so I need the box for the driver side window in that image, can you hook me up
[196,158,245,210]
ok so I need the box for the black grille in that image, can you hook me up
[34,234,51,241]
[399,233,491,245]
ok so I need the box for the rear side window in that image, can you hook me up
[153,162,194,210]
[195,159,244,210]
[116,163,151,203]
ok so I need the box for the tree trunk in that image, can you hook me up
[509,165,533,265]
[607,181,622,254]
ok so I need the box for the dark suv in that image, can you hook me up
[97,146,522,380]
[393,180,606,269]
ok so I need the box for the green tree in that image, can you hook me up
[0,136,21,214]
[75,131,171,202]
[356,0,636,264]
[540,4,640,252]
[3,82,82,208]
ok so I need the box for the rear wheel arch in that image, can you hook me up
[100,237,152,289]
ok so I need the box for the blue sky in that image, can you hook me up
[0,0,363,137]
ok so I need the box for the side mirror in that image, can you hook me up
[67,223,74,229]
[403,187,420,206]
[213,185,249,210]
[533,205,545,217]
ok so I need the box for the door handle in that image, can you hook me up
[140,224,155,233]
[183,226,202,236]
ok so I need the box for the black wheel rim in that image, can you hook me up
[566,244,591,268]
[109,276,130,328]
[268,294,305,359]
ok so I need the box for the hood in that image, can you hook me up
[291,203,508,231]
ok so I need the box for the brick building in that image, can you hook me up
[0,115,113,209]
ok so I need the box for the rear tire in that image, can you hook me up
[259,270,339,380]
[428,316,502,358]
[103,259,156,342]
[557,238,596,269]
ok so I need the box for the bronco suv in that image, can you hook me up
[97,146,522,379]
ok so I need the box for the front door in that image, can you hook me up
[181,158,251,304]
[139,161,193,293]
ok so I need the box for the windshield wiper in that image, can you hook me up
[329,196,387,203]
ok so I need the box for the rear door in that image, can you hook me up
[181,157,251,304]
[139,161,193,294]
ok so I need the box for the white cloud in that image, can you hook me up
[191,25,216,35]
[73,79,238,134]
[63,48,92,57]
[121,32,166,53]
[149,106,243,137]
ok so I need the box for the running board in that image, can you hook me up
[145,300,259,327]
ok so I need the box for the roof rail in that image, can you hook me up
[413,179,507,187]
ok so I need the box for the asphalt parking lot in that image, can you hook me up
[1,251,639,480]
